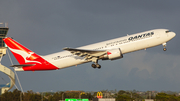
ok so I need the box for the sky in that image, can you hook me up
[0,0,179,92]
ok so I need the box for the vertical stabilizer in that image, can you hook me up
[3,38,59,71]
[3,38,41,64]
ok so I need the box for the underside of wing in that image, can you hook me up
[63,47,123,69]
[63,47,107,60]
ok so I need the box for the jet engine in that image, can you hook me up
[100,48,123,60]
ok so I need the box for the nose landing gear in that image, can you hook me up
[162,43,167,51]
[163,48,167,51]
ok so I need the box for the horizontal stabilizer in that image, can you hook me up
[10,64,36,68]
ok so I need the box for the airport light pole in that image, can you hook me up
[41,92,43,101]
[62,92,64,101]
[129,91,132,101]
[20,92,22,101]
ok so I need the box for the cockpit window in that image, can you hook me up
[166,30,170,33]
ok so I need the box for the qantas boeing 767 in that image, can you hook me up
[3,29,176,71]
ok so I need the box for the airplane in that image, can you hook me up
[3,29,176,71]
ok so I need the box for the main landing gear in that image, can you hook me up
[162,43,167,51]
[92,63,101,69]
[91,57,101,69]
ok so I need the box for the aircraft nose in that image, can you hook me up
[171,32,176,38]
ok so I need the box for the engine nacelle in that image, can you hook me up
[101,48,123,60]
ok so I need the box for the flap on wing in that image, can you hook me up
[10,64,36,68]
[63,47,107,57]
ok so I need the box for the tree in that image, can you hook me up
[155,92,180,101]
[50,92,62,101]
[116,90,143,101]
[81,93,93,100]
[116,94,133,101]
[118,90,127,95]
[0,89,21,101]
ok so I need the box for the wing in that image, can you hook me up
[63,47,107,60]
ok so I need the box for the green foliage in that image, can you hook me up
[116,90,143,101]
[0,89,42,101]
[155,92,180,101]
[50,92,62,101]
[81,93,93,100]
[0,89,21,101]
[118,90,127,95]
[116,94,133,101]
[1,89,180,101]
[22,90,41,101]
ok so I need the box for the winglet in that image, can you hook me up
[63,47,69,50]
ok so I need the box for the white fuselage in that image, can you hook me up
[42,29,176,69]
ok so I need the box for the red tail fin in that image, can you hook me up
[3,37,41,64]
[3,37,58,71]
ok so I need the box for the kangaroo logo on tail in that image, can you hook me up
[3,38,42,64]
[3,37,59,71]
[8,47,41,64]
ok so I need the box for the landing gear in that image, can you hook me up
[96,64,101,69]
[91,57,101,69]
[91,63,101,69]
[162,43,167,51]
[91,64,96,68]
[163,48,167,51]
